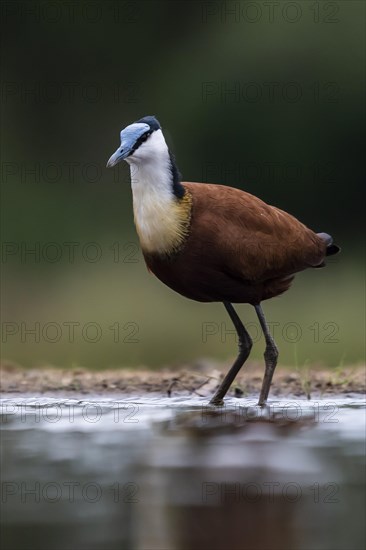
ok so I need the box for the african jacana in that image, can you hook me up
[107,116,340,406]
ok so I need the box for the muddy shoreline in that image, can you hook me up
[1,362,364,399]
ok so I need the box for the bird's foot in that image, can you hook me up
[209,396,225,407]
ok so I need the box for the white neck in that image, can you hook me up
[127,130,182,254]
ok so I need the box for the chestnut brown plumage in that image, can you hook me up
[144,182,328,304]
[107,116,340,406]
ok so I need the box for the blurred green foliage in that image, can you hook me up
[1,1,364,368]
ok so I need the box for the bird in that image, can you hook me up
[106,115,340,406]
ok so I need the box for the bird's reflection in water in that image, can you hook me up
[136,407,358,550]
[1,399,365,550]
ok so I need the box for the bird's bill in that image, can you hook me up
[106,147,129,168]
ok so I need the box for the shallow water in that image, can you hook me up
[1,394,365,550]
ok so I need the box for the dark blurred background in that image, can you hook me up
[1,0,364,369]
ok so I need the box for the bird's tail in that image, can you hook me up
[317,232,341,256]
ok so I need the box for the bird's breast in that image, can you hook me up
[132,186,192,256]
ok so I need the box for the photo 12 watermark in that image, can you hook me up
[201,81,340,104]
[202,481,340,504]
[0,1,142,24]
[1,241,141,265]
[1,81,143,105]
[201,320,340,345]
[200,1,341,25]
[200,401,340,424]
[1,401,140,425]
[1,320,140,344]
[200,160,340,186]
[1,161,138,184]
[1,480,139,504]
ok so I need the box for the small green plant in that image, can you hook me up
[329,354,352,387]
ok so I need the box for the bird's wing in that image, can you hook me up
[183,182,326,281]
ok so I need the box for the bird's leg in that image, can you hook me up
[255,303,279,406]
[209,302,252,406]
